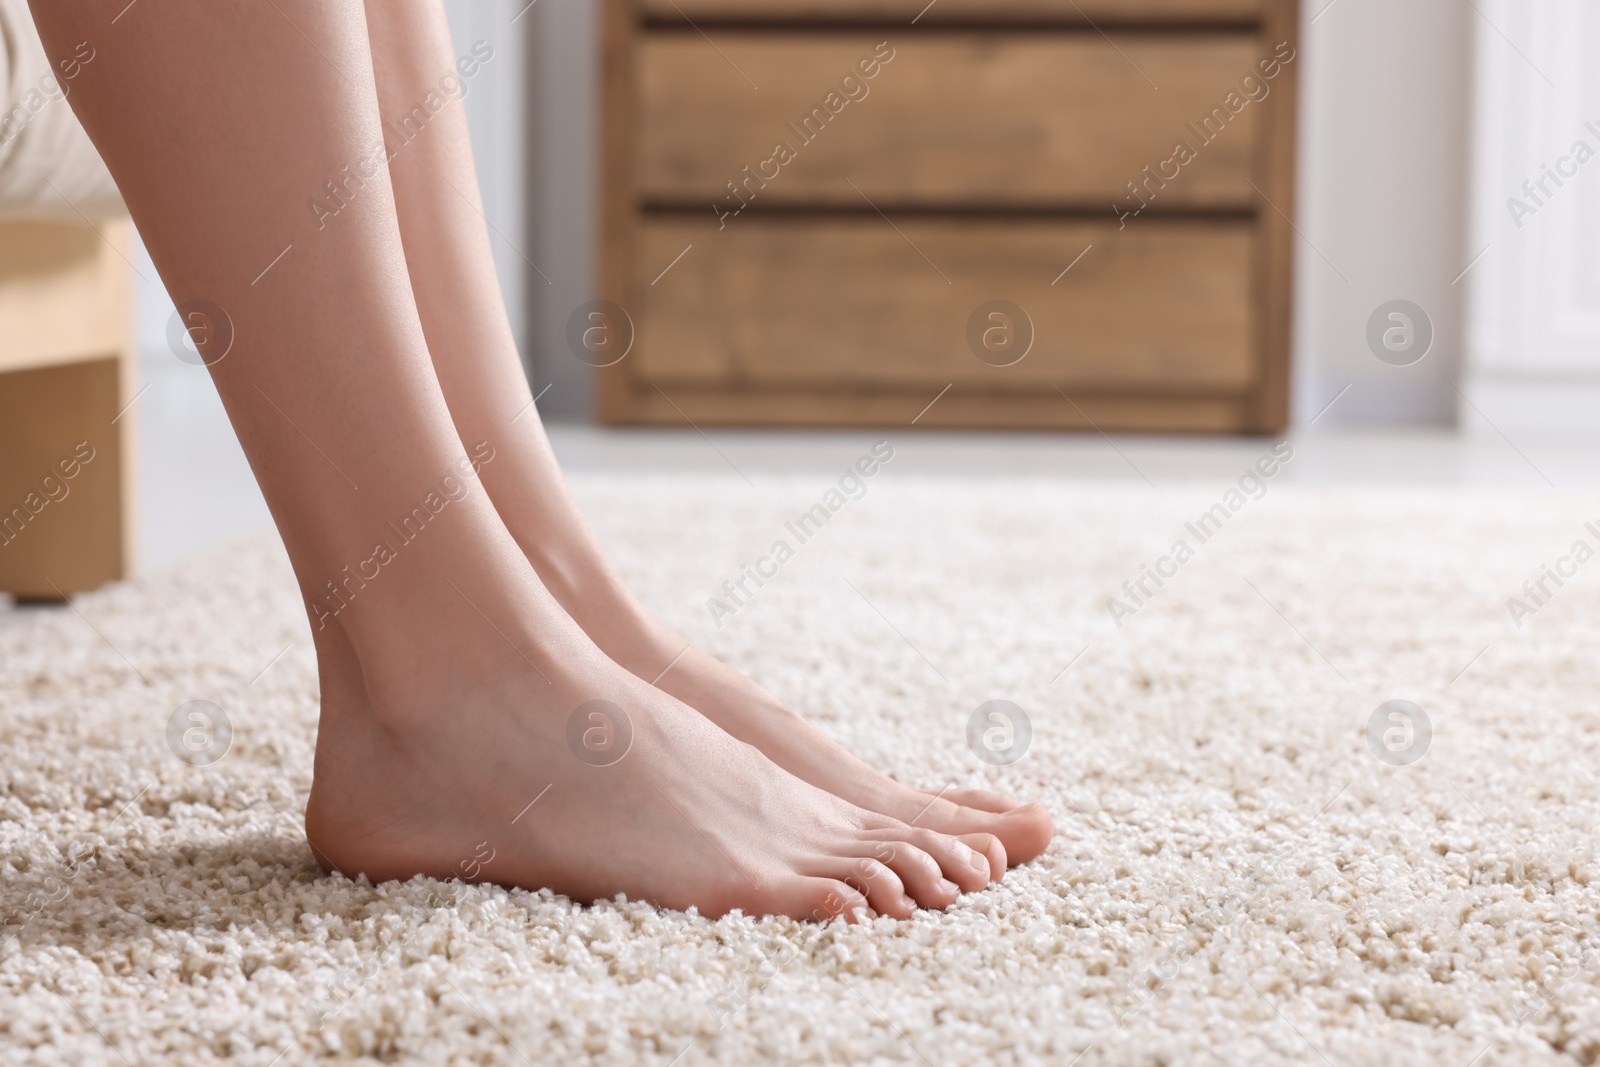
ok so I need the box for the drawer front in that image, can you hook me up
[633,217,1255,390]
[639,0,1263,23]
[640,34,1279,208]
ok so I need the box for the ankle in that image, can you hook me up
[306,496,532,652]
[320,570,572,728]
[532,557,680,676]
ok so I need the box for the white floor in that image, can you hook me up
[136,351,1600,576]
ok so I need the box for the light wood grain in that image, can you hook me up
[0,220,136,597]
[599,0,643,424]
[630,216,1254,391]
[598,0,1299,430]
[640,0,1262,24]
[641,34,1272,208]
[1247,1,1297,432]
[615,383,1253,431]
[0,357,130,598]
[0,221,131,373]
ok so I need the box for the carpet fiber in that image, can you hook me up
[4,471,1600,1065]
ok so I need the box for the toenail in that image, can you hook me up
[939,878,958,895]
[970,850,989,873]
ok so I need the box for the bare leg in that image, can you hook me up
[360,3,1052,866]
[29,0,1003,918]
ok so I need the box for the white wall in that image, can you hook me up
[1291,0,1473,428]
[520,0,598,420]
[442,0,529,360]
[1463,0,1600,440]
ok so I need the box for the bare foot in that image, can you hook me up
[539,581,1054,867]
[646,643,1053,866]
[303,610,1004,920]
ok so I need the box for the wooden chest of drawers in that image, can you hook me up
[597,0,1298,431]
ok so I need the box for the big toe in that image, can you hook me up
[911,796,1053,867]
[922,785,1021,815]
[991,803,1053,865]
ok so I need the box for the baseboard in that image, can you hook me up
[1460,376,1600,441]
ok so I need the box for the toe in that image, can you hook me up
[861,837,960,909]
[921,785,1020,814]
[904,794,1054,869]
[832,857,914,919]
[865,826,989,894]
[959,833,1008,883]
[993,803,1053,865]
[799,877,873,924]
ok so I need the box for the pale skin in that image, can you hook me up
[30,0,1052,921]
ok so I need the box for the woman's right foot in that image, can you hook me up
[303,607,1003,921]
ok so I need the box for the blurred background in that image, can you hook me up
[24,0,1595,577]
[133,0,1482,427]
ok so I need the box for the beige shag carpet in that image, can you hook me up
[4,470,1600,1065]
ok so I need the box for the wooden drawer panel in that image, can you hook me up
[634,217,1255,390]
[640,34,1272,208]
[640,0,1262,23]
